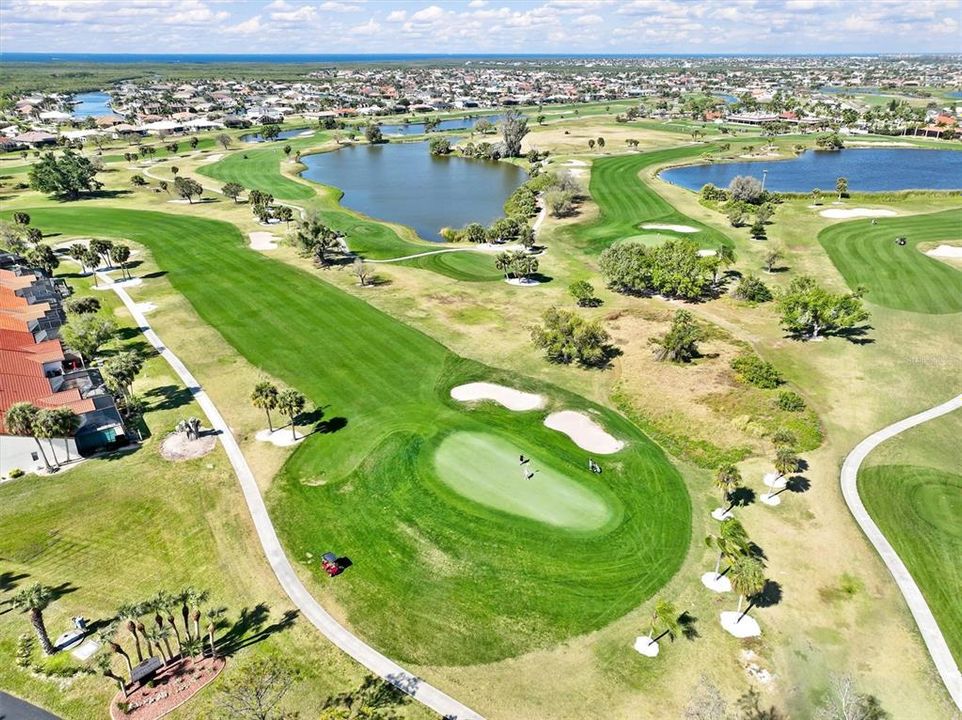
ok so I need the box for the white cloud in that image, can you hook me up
[409,4,446,22]
[467,0,487,6]
[225,13,262,34]
[319,1,364,11]
[386,9,406,21]
[575,13,603,25]
[349,17,381,35]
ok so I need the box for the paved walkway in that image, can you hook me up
[840,393,962,711]
[100,271,484,720]
[0,692,62,720]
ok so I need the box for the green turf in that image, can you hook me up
[11,206,690,667]
[434,431,616,531]
[858,465,962,665]
[394,249,503,281]
[562,146,732,254]
[199,144,317,200]
[817,209,962,314]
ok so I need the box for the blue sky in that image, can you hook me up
[0,0,959,55]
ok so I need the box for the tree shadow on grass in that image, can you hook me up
[785,475,811,494]
[750,579,783,609]
[140,270,168,280]
[144,384,194,411]
[678,611,699,641]
[728,486,756,509]
[217,603,298,656]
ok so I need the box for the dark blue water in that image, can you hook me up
[241,128,313,143]
[660,149,962,193]
[72,92,113,117]
[715,94,739,104]
[946,91,962,99]
[374,114,504,136]
[299,141,527,241]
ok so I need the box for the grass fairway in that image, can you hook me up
[817,209,962,313]
[13,206,690,667]
[858,465,962,665]
[199,139,320,200]
[564,146,732,254]
[434,431,616,532]
[394,249,503,281]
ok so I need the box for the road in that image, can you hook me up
[0,692,62,720]
[100,271,485,720]
[840,393,962,711]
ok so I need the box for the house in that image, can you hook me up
[0,264,127,477]
[12,131,57,148]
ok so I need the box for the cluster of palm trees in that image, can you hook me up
[494,250,539,282]
[250,380,308,440]
[67,238,132,283]
[4,403,80,473]
[705,518,766,617]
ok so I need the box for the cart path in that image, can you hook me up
[840,393,962,711]
[99,270,485,720]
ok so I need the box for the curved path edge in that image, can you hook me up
[840,393,962,711]
[100,272,484,720]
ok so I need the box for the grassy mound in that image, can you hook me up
[817,209,962,314]
[14,206,691,667]
[858,464,962,664]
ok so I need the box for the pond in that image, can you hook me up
[373,114,504,136]
[241,127,314,143]
[71,92,114,118]
[299,140,527,241]
[660,148,962,193]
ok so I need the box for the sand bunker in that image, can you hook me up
[544,411,624,454]
[926,244,962,258]
[819,208,897,219]
[201,153,224,163]
[450,382,545,411]
[505,277,541,286]
[160,431,216,461]
[255,427,304,447]
[249,232,279,250]
[641,223,699,233]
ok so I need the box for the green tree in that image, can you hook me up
[568,280,598,307]
[811,188,823,205]
[102,350,144,399]
[109,244,132,280]
[251,381,279,433]
[282,144,292,159]
[650,310,702,363]
[28,149,102,199]
[462,222,487,244]
[776,276,869,339]
[60,313,117,367]
[364,124,385,144]
[12,211,30,226]
[11,583,57,655]
[292,214,342,266]
[67,296,102,315]
[530,307,612,367]
[499,108,529,157]
[261,124,281,142]
[728,555,765,620]
[732,274,772,303]
[4,402,52,472]
[222,182,244,203]
[25,244,59,276]
[835,176,848,199]
[215,656,299,720]
[645,599,680,646]
[96,652,128,698]
[277,389,306,440]
[428,137,452,155]
[174,175,203,204]
[706,517,750,579]
[773,447,801,480]
[116,603,146,663]
[713,463,742,512]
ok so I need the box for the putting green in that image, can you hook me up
[434,432,615,531]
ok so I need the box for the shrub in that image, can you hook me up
[730,353,783,388]
[568,280,598,307]
[530,307,612,367]
[728,175,764,203]
[700,183,728,202]
[776,390,806,412]
[732,274,773,303]
[16,634,33,667]
[8,467,25,479]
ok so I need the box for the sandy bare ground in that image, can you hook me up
[819,207,897,219]
[926,243,962,258]
[249,231,279,250]
[200,153,224,163]
[255,427,304,447]
[160,431,217,461]
[450,382,545,411]
[505,277,541,287]
[641,223,698,233]
[544,410,624,454]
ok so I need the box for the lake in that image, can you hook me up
[374,114,504,136]
[241,127,313,143]
[660,149,962,193]
[71,92,114,118]
[299,141,527,241]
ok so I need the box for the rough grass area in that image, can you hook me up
[8,206,691,669]
[858,465,962,665]
[817,209,962,314]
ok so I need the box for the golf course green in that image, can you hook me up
[817,209,962,314]
[858,465,962,665]
[13,206,691,667]
[564,146,732,254]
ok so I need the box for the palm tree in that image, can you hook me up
[494,251,512,279]
[713,463,742,513]
[277,389,306,440]
[98,625,133,681]
[189,588,209,642]
[178,588,195,641]
[251,381,279,433]
[835,176,848,200]
[96,653,128,698]
[116,603,145,663]
[716,244,736,282]
[110,245,132,280]
[68,243,88,273]
[728,555,765,621]
[4,402,52,472]
[646,599,680,646]
[142,626,169,665]
[32,409,64,470]
[11,583,57,655]
[50,407,80,462]
[154,590,182,654]
[773,448,800,481]
[706,518,750,579]
[205,606,226,658]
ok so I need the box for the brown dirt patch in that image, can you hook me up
[159,431,217,461]
[110,655,225,720]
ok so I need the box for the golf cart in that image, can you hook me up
[321,552,344,577]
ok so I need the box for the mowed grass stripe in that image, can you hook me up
[16,206,690,666]
[858,464,962,665]
[818,209,962,314]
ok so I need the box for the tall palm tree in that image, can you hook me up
[50,407,80,462]
[646,599,680,646]
[205,606,226,658]
[494,251,512,279]
[713,463,742,513]
[189,588,210,642]
[98,625,133,681]
[706,518,750,579]
[728,555,765,621]
[11,583,57,655]
[178,588,195,642]
[277,389,305,440]
[4,403,52,472]
[116,603,145,663]
[96,653,128,698]
[68,243,88,273]
[155,590,182,654]
[142,626,168,665]
[250,381,279,433]
[33,409,63,469]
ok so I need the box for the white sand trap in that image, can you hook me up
[721,611,761,638]
[641,223,699,233]
[93,277,142,290]
[166,198,194,204]
[819,208,897,219]
[201,153,224,163]
[927,244,962,258]
[544,411,624,454]
[697,249,717,257]
[762,471,787,489]
[702,572,732,593]
[564,159,589,167]
[633,636,660,657]
[711,507,733,521]
[297,130,314,137]
[249,231,279,250]
[505,277,541,286]
[255,427,305,447]
[450,382,545,411]
[134,302,157,314]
